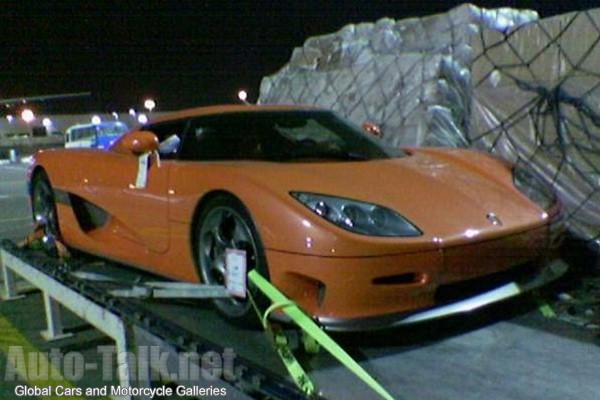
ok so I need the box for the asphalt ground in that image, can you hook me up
[0,162,33,242]
[0,161,599,400]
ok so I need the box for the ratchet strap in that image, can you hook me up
[248,292,316,396]
[19,223,70,259]
[248,270,396,400]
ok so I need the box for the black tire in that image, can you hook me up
[31,171,61,240]
[195,194,269,326]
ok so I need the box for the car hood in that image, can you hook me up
[237,149,548,242]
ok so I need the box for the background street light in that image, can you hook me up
[144,99,156,112]
[21,109,35,124]
[237,90,249,105]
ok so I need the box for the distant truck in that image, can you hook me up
[65,121,129,149]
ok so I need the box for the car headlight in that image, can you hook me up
[291,192,422,237]
[513,165,556,210]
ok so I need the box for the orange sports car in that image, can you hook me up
[29,105,565,330]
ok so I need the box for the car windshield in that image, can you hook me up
[180,110,403,162]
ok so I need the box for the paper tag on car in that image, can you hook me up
[225,249,247,298]
[135,152,150,188]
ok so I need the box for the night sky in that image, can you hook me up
[0,0,595,113]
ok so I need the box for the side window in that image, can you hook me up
[144,120,189,159]
[179,115,269,161]
[77,127,95,141]
[179,117,228,160]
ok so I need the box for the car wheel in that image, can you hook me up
[196,194,268,325]
[31,171,61,240]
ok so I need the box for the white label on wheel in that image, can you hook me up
[225,248,247,298]
[135,152,150,189]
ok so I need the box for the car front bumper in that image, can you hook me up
[317,257,568,331]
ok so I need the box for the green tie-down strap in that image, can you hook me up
[247,270,396,400]
[272,322,316,396]
[258,299,316,396]
[247,291,316,396]
[535,297,557,318]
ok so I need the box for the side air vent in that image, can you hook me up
[70,194,109,232]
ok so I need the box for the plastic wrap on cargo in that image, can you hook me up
[259,4,537,146]
[259,4,600,249]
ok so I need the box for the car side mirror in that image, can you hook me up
[362,121,383,138]
[113,131,159,155]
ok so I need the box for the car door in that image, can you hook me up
[88,119,188,254]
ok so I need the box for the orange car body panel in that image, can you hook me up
[29,105,561,321]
